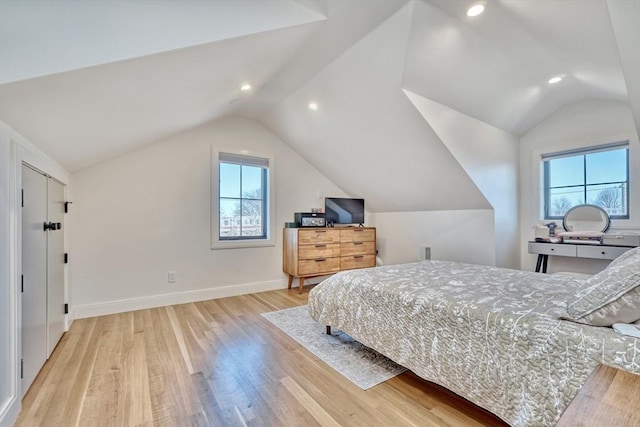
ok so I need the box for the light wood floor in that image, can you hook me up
[17,287,508,427]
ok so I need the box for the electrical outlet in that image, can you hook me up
[168,271,176,283]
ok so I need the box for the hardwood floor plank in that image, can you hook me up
[16,288,508,427]
[165,305,196,375]
[191,371,228,426]
[131,330,154,425]
[58,317,102,426]
[141,308,174,426]
[280,376,341,427]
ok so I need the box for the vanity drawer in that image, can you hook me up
[577,245,631,260]
[528,242,576,257]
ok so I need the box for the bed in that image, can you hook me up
[308,249,640,427]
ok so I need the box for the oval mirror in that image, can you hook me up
[562,204,610,232]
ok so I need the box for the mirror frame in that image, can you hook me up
[562,204,610,233]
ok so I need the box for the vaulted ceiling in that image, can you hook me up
[1,0,638,212]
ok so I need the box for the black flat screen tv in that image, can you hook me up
[324,197,365,225]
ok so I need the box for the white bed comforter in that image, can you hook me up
[308,261,640,427]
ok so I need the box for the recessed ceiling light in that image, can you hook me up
[240,83,252,91]
[467,4,485,17]
[308,102,318,111]
[548,76,563,84]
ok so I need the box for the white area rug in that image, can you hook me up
[262,305,406,390]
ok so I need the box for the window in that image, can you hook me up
[212,150,274,249]
[543,142,629,219]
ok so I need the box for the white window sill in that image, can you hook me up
[211,238,275,250]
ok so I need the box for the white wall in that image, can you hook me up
[0,120,72,427]
[607,0,640,140]
[0,123,17,427]
[373,209,495,267]
[403,91,520,269]
[71,116,347,318]
[519,99,639,274]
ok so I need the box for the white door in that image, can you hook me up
[21,164,48,394]
[47,178,65,355]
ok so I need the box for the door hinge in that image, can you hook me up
[64,253,68,264]
[21,189,24,207]
[64,303,69,314]
[20,359,23,379]
[21,274,24,293]
[64,201,72,213]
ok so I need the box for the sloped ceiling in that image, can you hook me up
[0,0,324,84]
[0,0,326,171]
[0,24,322,171]
[403,0,630,135]
[263,3,490,212]
[0,0,639,211]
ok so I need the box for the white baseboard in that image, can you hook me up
[73,279,288,319]
[0,395,20,427]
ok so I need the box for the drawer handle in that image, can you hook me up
[315,258,326,262]
[601,251,606,255]
[315,244,326,248]
[315,230,326,233]
[353,255,363,259]
[353,242,363,245]
[550,248,555,251]
[354,229,364,232]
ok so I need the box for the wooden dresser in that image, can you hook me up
[283,227,376,293]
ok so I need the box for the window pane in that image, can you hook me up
[586,149,627,184]
[589,183,627,216]
[241,165,263,200]
[219,198,240,237]
[548,188,584,217]
[215,152,270,244]
[548,156,584,187]
[220,163,240,198]
[543,144,629,219]
[241,200,263,236]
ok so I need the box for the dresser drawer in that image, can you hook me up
[340,241,375,257]
[298,229,340,245]
[298,243,340,260]
[341,255,375,270]
[528,242,576,257]
[299,257,341,275]
[577,245,631,260]
[340,228,375,243]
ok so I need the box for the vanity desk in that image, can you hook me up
[528,241,632,273]
[530,204,634,273]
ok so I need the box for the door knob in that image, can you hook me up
[43,221,53,231]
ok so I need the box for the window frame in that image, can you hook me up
[211,148,275,250]
[542,141,629,220]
